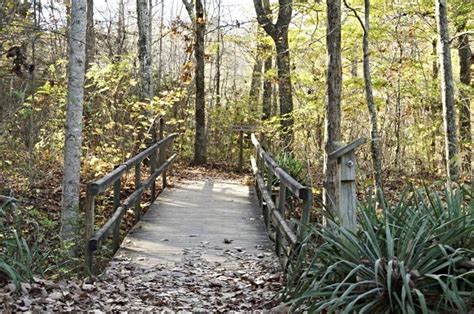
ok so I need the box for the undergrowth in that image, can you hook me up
[284,186,474,313]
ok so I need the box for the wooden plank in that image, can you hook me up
[84,184,96,272]
[134,164,142,222]
[271,211,297,247]
[274,167,306,199]
[328,138,366,160]
[114,180,275,265]
[112,179,121,251]
[339,151,357,231]
[238,131,244,172]
[231,124,256,132]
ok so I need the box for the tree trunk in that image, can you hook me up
[275,35,293,133]
[261,0,272,120]
[254,0,294,136]
[183,0,207,164]
[458,23,471,177]
[262,56,272,120]
[362,0,384,209]
[61,0,87,245]
[435,0,459,182]
[137,0,153,101]
[344,0,385,208]
[157,0,165,92]
[215,0,222,107]
[117,0,126,56]
[85,0,94,70]
[324,0,342,214]
[249,56,263,111]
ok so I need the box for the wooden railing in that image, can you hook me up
[84,121,178,272]
[250,134,312,267]
[251,134,365,267]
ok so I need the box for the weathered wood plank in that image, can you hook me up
[115,180,275,265]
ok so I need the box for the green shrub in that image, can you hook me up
[284,187,473,313]
[0,197,48,286]
[275,152,305,183]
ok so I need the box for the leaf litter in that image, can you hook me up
[0,247,283,311]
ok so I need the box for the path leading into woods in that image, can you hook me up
[1,176,283,312]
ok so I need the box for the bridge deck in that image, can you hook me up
[114,178,275,266]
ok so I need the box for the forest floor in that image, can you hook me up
[1,254,282,311]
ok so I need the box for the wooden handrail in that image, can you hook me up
[89,134,178,194]
[88,154,177,252]
[84,123,178,273]
[250,134,312,268]
[251,134,309,199]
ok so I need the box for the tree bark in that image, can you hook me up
[457,18,471,177]
[261,0,273,120]
[85,0,94,70]
[61,0,87,245]
[363,0,384,209]
[253,0,294,136]
[344,0,385,208]
[157,0,165,92]
[323,0,342,214]
[215,0,222,107]
[249,56,263,111]
[435,0,459,182]
[262,56,273,120]
[183,0,207,164]
[137,0,153,101]
[117,0,126,56]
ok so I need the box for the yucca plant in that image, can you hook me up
[275,152,305,183]
[0,196,45,286]
[284,187,473,313]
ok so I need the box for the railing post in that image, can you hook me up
[264,166,274,232]
[134,163,141,222]
[150,147,157,201]
[112,179,121,252]
[328,138,366,232]
[339,150,357,231]
[159,118,167,188]
[276,182,287,259]
[299,188,312,240]
[238,130,244,173]
[84,184,96,273]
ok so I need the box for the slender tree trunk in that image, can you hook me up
[435,0,459,182]
[261,0,272,120]
[362,0,384,209]
[324,0,342,214]
[137,0,153,101]
[195,0,207,164]
[157,0,165,92]
[85,0,94,70]
[275,34,293,133]
[117,0,126,56]
[262,56,272,120]
[344,0,385,208]
[458,24,471,177]
[214,0,222,107]
[61,0,87,245]
[249,56,263,111]
[183,0,207,164]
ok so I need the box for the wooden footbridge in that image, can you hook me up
[84,122,364,275]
